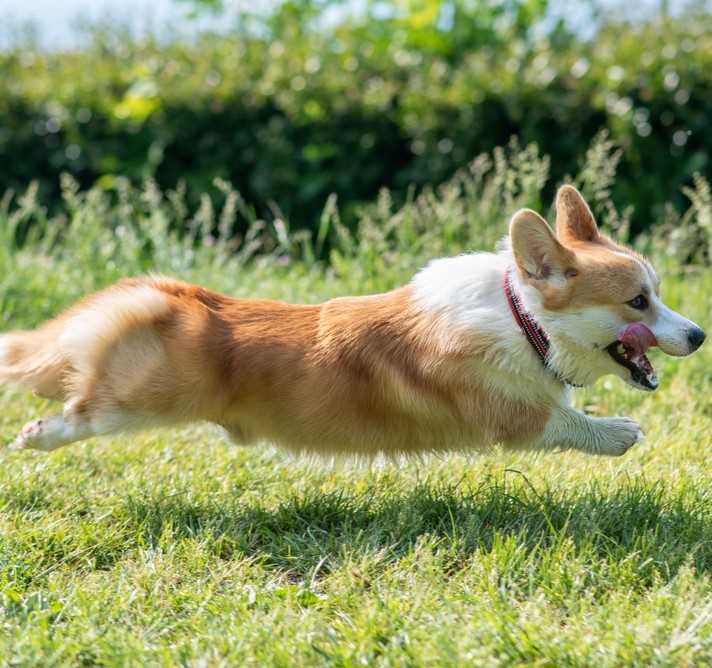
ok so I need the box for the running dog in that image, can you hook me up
[0,186,705,457]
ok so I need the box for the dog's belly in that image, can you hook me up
[224,415,482,456]
[221,384,551,456]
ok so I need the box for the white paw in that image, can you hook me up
[8,419,45,451]
[595,416,643,456]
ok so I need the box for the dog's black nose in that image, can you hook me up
[687,326,706,351]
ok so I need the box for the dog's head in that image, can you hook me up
[509,185,705,390]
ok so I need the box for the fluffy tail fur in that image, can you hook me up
[0,323,70,399]
[0,279,171,402]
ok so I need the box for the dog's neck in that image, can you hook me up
[504,269,581,387]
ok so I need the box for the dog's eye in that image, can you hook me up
[628,294,648,310]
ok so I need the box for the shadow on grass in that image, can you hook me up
[122,474,712,588]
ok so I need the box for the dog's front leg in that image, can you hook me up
[533,407,644,457]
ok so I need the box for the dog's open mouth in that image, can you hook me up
[605,322,659,391]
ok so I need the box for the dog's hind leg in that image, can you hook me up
[7,383,161,452]
[9,415,96,452]
[7,404,146,452]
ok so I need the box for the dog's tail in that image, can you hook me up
[0,279,172,401]
[0,323,70,399]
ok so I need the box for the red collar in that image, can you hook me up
[504,269,578,386]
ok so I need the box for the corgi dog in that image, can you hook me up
[0,186,705,458]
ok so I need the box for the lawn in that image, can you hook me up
[1,155,711,665]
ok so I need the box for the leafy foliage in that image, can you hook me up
[0,3,711,238]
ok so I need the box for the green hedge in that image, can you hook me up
[0,7,710,237]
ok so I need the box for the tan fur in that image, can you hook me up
[0,277,550,456]
[0,321,72,400]
[555,184,599,243]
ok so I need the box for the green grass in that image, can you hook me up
[1,146,712,665]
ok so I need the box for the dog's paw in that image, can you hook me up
[595,416,643,456]
[8,419,45,451]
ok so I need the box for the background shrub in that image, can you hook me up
[0,1,710,240]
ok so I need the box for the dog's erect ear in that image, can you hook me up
[510,209,574,281]
[555,185,599,243]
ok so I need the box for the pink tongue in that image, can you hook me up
[619,322,657,355]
